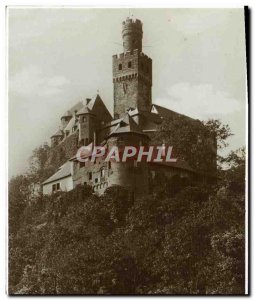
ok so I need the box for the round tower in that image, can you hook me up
[122,17,143,53]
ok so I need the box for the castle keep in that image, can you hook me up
[42,17,216,195]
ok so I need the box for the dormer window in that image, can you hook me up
[118,64,122,70]
[128,61,132,68]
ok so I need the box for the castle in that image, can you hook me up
[42,17,216,195]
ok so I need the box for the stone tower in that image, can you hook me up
[113,17,152,118]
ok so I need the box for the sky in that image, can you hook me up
[8,8,247,178]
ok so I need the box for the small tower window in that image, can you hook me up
[128,61,132,68]
[100,167,105,178]
[118,64,122,70]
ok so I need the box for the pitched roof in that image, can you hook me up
[107,113,148,138]
[76,106,92,116]
[61,110,72,118]
[68,101,84,114]
[51,129,64,138]
[64,116,76,132]
[43,161,72,185]
[151,104,194,122]
[89,94,113,121]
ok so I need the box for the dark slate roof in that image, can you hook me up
[107,113,149,138]
[42,161,72,184]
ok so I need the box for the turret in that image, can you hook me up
[76,106,95,146]
[122,18,143,53]
[51,129,64,147]
[113,17,152,117]
[61,110,72,129]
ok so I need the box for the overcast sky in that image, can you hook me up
[8,8,247,178]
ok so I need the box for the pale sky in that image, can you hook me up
[8,8,247,178]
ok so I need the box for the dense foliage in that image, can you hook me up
[9,149,245,295]
[150,118,233,172]
[8,119,246,295]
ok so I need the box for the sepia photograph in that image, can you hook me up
[7,7,248,295]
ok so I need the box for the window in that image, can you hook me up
[123,82,128,94]
[95,178,98,183]
[88,172,92,180]
[118,64,122,70]
[82,116,86,122]
[141,63,144,70]
[108,161,111,170]
[80,161,86,168]
[52,183,60,192]
[100,167,105,178]
[128,61,132,68]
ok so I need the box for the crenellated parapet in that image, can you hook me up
[112,50,152,85]
[122,17,143,53]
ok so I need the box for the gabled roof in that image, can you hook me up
[125,107,162,125]
[43,161,72,185]
[89,94,113,121]
[64,116,76,132]
[151,104,194,122]
[61,110,72,119]
[51,129,64,138]
[107,113,148,138]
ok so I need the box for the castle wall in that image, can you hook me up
[46,131,79,171]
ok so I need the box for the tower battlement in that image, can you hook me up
[112,50,152,61]
[122,17,143,53]
[113,17,152,117]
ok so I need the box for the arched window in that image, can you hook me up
[118,64,122,70]
[128,61,132,68]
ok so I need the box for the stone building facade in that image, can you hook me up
[43,17,216,195]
